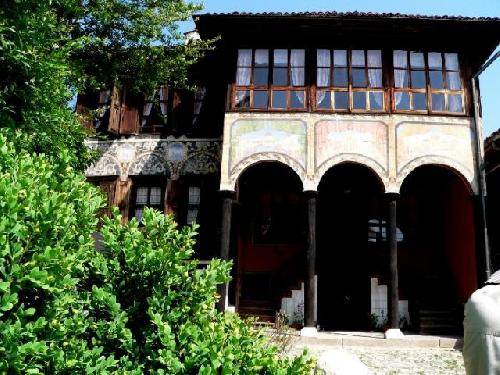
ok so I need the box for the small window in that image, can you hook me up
[132,185,165,222]
[316,49,384,112]
[368,219,403,243]
[141,86,168,132]
[233,49,307,110]
[187,186,201,225]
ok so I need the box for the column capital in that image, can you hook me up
[303,190,318,198]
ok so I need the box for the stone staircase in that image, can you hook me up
[419,308,462,335]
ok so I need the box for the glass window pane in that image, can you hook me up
[149,187,162,205]
[368,69,382,87]
[410,52,425,68]
[291,91,305,108]
[253,91,268,109]
[428,52,442,69]
[369,92,384,110]
[317,68,331,87]
[448,94,463,113]
[446,71,462,90]
[188,186,201,205]
[353,91,367,110]
[429,70,444,89]
[273,68,288,85]
[367,50,382,67]
[236,68,251,85]
[411,70,426,88]
[291,49,305,66]
[334,92,349,110]
[352,50,365,67]
[316,90,331,109]
[255,49,269,66]
[394,69,409,88]
[187,209,198,225]
[333,68,348,87]
[253,68,268,85]
[136,187,148,204]
[432,93,446,111]
[272,90,287,109]
[317,49,331,67]
[135,208,143,221]
[352,68,367,87]
[393,50,408,68]
[334,50,347,67]
[445,53,459,70]
[274,49,288,67]
[395,92,410,110]
[237,49,252,66]
[291,68,304,86]
[235,90,250,108]
[413,92,427,110]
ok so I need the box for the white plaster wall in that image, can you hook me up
[220,112,477,194]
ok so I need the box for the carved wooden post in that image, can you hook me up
[302,191,317,336]
[114,177,133,223]
[217,191,234,313]
[385,193,403,338]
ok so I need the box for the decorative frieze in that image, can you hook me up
[85,136,221,179]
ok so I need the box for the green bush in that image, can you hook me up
[0,132,314,374]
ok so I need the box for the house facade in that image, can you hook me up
[81,12,500,335]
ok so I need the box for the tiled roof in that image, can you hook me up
[195,11,500,22]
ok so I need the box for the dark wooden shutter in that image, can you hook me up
[108,85,122,133]
[171,89,194,133]
[119,86,140,135]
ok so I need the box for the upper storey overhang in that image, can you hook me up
[193,11,500,75]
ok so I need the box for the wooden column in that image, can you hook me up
[114,178,133,223]
[217,191,234,313]
[386,193,400,329]
[304,191,317,328]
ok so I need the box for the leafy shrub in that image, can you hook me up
[0,132,314,374]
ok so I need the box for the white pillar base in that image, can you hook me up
[300,327,318,337]
[384,328,404,339]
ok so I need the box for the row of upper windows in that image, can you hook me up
[232,49,465,114]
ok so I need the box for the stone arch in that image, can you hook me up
[396,156,476,194]
[229,152,307,191]
[86,154,122,177]
[180,151,219,176]
[127,152,170,176]
[315,153,388,192]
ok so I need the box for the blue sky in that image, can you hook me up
[186,0,500,137]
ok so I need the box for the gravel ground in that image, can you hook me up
[345,347,465,375]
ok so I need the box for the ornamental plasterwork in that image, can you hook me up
[229,152,307,191]
[395,155,477,194]
[314,153,389,191]
[85,137,221,179]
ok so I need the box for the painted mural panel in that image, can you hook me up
[229,119,307,171]
[315,120,388,171]
[396,122,474,175]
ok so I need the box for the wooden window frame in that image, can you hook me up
[232,48,308,112]
[314,49,386,114]
[392,51,465,115]
[129,179,167,221]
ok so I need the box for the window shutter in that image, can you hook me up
[108,85,122,133]
[119,86,140,135]
[171,89,194,133]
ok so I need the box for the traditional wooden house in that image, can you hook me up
[81,11,500,337]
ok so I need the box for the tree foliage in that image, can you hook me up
[0,0,211,168]
[0,132,314,373]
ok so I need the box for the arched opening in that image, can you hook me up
[235,162,305,322]
[317,163,385,330]
[399,165,477,334]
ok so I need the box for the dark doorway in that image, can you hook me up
[399,165,476,334]
[317,163,384,330]
[236,162,305,321]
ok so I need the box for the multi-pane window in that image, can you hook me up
[368,219,404,243]
[142,86,168,131]
[393,51,464,113]
[234,49,307,110]
[133,186,164,221]
[186,186,201,225]
[316,49,384,112]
